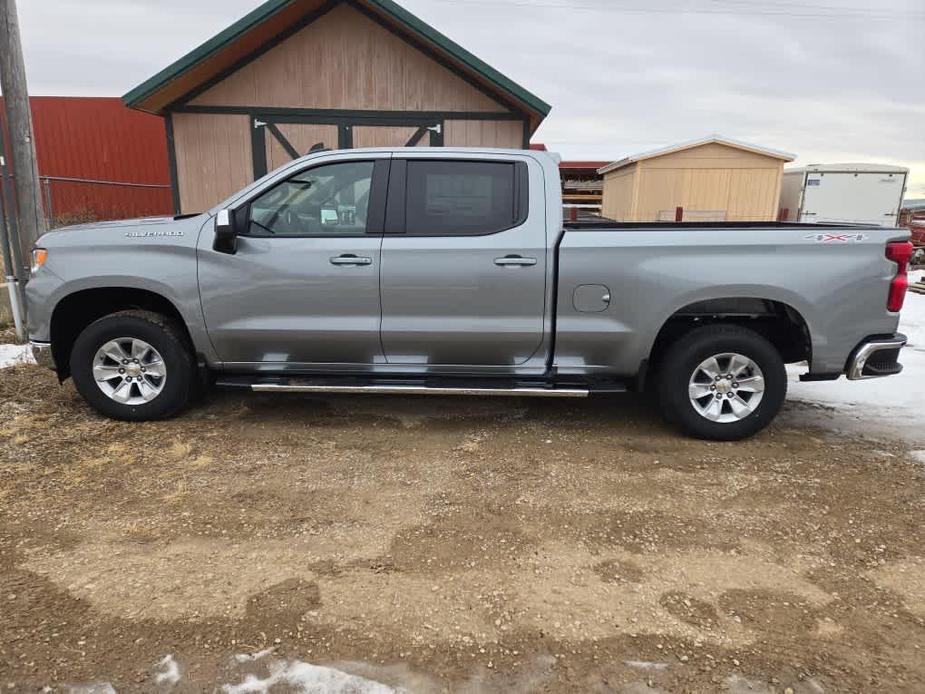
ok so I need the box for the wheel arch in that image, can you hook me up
[50,287,194,380]
[645,296,812,385]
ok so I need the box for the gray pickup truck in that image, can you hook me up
[25,148,913,439]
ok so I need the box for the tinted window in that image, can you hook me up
[247,161,374,236]
[405,161,522,236]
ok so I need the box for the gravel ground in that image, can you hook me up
[0,365,922,693]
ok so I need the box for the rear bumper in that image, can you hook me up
[846,334,906,380]
[30,341,55,371]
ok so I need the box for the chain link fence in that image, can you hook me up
[38,175,173,228]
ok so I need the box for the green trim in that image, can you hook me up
[367,0,549,116]
[168,0,340,111]
[123,0,292,109]
[174,105,524,120]
[122,0,550,118]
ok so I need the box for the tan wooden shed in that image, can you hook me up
[598,136,795,222]
[123,0,550,214]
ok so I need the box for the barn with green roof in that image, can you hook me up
[124,0,550,213]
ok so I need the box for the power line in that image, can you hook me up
[429,0,925,21]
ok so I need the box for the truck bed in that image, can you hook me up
[564,220,873,231]
[554,220,905,377]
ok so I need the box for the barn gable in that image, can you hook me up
[123,0,549,213]
[123,0,549,124]
[188,3,509,114]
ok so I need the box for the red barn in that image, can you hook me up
[0,96,172,223]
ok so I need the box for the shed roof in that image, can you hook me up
[598,135,795,175]
[123,0,550,124]
[560,161,610,171]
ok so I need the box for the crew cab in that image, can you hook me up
[25,148,913,439]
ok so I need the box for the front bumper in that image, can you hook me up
[30,341,55,370]
[846,334,906,380]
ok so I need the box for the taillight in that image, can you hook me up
[886,241,914,312]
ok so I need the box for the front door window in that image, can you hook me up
[247,161,374,237]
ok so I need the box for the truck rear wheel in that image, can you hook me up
[70,310,195,421]
[656,325,786,440]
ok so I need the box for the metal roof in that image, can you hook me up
[598,134,796,175]
[122,0,551,119]
[560,161,610,170]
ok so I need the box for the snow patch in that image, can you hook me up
[64,685,117,694]
[233,647,276,663]
[155,654,181,686]
[910,450,925,465]
[785,290,925,444]
[0,343,34,369]
[624,660,669,671]
[222,659,399,694]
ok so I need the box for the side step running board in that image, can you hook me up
[250,383,589,398]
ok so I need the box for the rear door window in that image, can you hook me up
[404,160,526,236]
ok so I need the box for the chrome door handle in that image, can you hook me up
[494,255,537,267]
[330,254,372,266]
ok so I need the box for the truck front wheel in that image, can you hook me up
[656,325,787,440]
[70,310,195,421]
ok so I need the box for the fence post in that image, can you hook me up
[675,206,683,222]
[41,175,52,227]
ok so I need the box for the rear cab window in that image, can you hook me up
[402,160,529,236]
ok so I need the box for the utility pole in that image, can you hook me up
[0,0,46,277]
[0,149,25,338]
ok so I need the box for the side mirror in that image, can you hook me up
[213,208,237,254]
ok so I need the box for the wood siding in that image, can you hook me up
[129,0,327,113]
[602,143,786,222]
[170,2,530,211]
[600,165,636,221]
[353,125,427,148]
[190,3,508,113]
[172,113,252,213]
[268,123,339,169]
[443,119,524,148]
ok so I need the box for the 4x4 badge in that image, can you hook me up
[803,232,867,243]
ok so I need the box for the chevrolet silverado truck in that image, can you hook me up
[25,148,913,440]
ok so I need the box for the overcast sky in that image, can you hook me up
[12,0,925,197]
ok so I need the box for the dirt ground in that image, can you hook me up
[0,365,922,693]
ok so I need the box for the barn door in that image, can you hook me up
[252,115,442,179]
[348,123,442,149]
[252,118,341,178]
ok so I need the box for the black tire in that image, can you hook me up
[656,325,786,441]
[70,310,195,421]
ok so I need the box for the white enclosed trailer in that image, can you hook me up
[780,163,908,226]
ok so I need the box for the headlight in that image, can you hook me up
[31,248,48,274]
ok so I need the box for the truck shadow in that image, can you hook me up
[201,388,672,436]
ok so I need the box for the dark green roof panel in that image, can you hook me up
[122,0,551,117]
